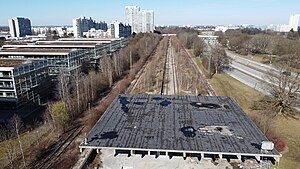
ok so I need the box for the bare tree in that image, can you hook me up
[9,114,26,167]
[192,37,206,57]
[211,45,229,74]
[252,55,300,118]
[0,125,17,169]
[249,34,271,54]
[56,68,70,106]
[71,69,84,115]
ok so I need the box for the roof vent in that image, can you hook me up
[261,141,274,152]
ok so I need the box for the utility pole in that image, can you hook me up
[208,54,211,78]
[129,51,132,70]
[146,41,148,54]
[193,42,195,55]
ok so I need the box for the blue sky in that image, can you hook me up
[0,0,299,26]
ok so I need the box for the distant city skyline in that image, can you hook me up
[1,0,300,26]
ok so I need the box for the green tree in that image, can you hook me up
[50,101,70,133]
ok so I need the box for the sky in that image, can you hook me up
[0,0,300,26]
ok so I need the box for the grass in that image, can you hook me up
[187,49,208,76]
[209,73,300,169]
[209,73,264,113]
[0,124,51,167]
[274,116,300,168]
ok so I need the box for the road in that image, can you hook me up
[231,61,266,81]
[226,51,277,73]
[224,50,300,110]
[204,41,268,94]
[223,67,268,95]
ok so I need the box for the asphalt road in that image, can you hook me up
[231,61,266,81]
[204,42,268,94]
[226,51,278,73]
[223,67,268,95]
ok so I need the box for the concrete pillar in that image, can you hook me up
[148,151,150,155]
[275,157,280,163]
[219,154,223,159]
[183,152,187,160]
[155,152,159,158]
[237,155,242,161]
[80,148,83,153]
[255,156,261,162]
[130,150,133,155]
[96,149,99,153]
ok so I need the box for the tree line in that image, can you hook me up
[216,29,300,69]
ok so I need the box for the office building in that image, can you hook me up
[8,17,32,38]
[79,94,281,168]
[125,6,154,33]
[289,14,300,31]
[0,59,50,120]
[73,17,108,38]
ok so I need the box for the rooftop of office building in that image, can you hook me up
[80,94,280,162]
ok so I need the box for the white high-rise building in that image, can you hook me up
[125,6,154,33]
[125,6,140,33]
[289,14,300,31]
[110,21,131,38]
[8,17,32,38]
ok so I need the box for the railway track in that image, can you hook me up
[29,125,84,169]
[128,35,215,96]
[161,38,179,95]
[127,37,168,94]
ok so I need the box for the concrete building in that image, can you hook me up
[125,6,140,33]
[0,38,128,120]
[125,6,154,33]
[110,21,131,38]
[32,26,73,37]
[267,14,300,32]
[289,14,300,31]
[8,17,32,38]
[83,28,110,38]
[0,59,50,120]
[79,94,281,168]
[73,17,107,38]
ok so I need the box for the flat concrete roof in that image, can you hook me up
[0,59,27,67]
[0,59,44,67]
[81,94,280,158]
[0,48,72,55]
[37,39,115,44]
[2,44,98,49]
